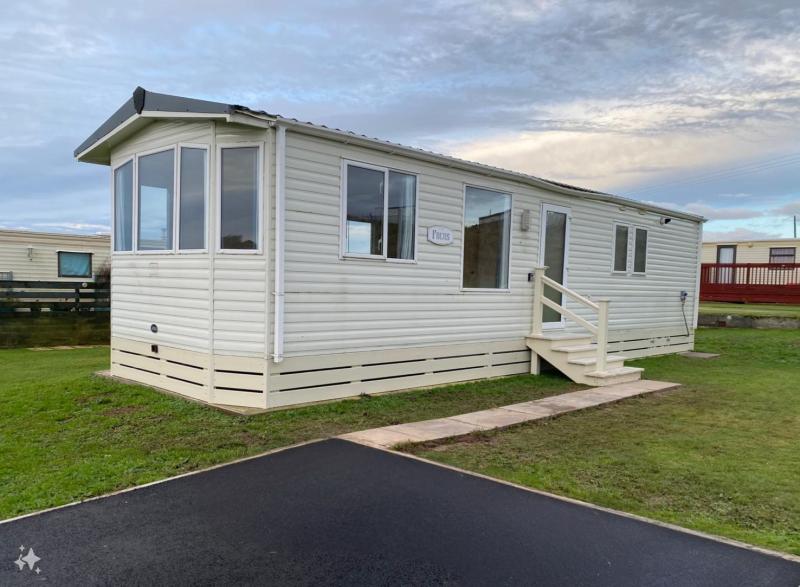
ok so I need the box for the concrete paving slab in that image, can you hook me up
[388,418,478,442]
[342,379,681,449]
[450,408,534,430]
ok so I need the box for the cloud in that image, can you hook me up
[0,0,798,232]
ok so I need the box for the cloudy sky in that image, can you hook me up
[1,0,798,241]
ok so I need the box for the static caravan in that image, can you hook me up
[0,229,110,282]
[75,88,704,411]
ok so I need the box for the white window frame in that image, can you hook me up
[176,143,210,254]
[135,145,178,255]
[340,159,419,263]
[459,183,514,293]
[57,250,93,278]
[632,226,649,275]
[216,142,264,255]
[110,157,135,255]
[611,222,630,274]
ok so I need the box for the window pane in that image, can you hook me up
[138,150,174,250]
[462,186,512,288]
[220,147,259,250]
[633,228,647,273]
[113,161,133,251]
[770,247,796,263]
[614,225,628,272]
[179,148,206,250]
[387,171,416,260]
[58,252,91,277]
[346,165,384,255]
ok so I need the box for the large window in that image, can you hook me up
[613,224,629,272]
[769,247,796,264]
[137,149,175,251]
[462,186,512,289]
[343,162,416,260]
[58,251,92,278]
[113,161,133,251]
[633,228,648,273]
[179,147,207,250]
[220,146,259,250]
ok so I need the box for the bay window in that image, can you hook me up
[113,160,133,252]
[220,146,259,250]
[342,161,416,261]
[137,149,175,251]
[462,186,512,289]
[179,147,207,250]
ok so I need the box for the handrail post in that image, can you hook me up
[531,266,547,335]
[596,298,610,372]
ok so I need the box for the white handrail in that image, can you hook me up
[531,266,610,372]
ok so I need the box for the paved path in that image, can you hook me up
[2,440,798,586]
[342,380,679,447]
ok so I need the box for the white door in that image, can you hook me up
[538,204,570,328]
[717,245,736,284]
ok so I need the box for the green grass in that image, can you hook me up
[700,301,800,318]
[0,347,578,520]
[407,328,800,556]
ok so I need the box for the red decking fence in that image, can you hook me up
[700,263,800,304]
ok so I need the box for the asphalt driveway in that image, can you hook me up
[1,439,798,586]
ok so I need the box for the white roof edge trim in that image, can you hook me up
[75,111,233,162]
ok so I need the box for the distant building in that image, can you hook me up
[0,229,110,281]
[702,238,798,265]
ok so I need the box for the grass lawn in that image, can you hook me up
[0,347,579,520]
[407,328,800,556]
[700,301,800,319]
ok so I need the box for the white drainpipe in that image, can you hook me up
[273,125,286,363]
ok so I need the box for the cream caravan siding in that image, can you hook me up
[702,240,800,264]
[108,120,270,356]
[0,229,110,281]
[281,131,701,357]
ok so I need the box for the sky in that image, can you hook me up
[1,0,798,241]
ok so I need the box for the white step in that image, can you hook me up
[584,366,644,386]
[568,355,627,367]
[551,344,597,353]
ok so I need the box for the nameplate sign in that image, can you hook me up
[427,226,454,246]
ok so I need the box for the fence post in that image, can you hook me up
[596,299,610,372]
[531,266,547,335]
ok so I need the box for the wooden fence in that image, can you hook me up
[0,280,110,347]
[700,263,800,304]
[0,280,109,313]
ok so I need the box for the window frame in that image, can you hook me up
[610,222,648,275]
[216,142,264,255]
[769,247,796,264]
[611,222,630,274]
[716,244,736,264]
[135,145,178,255]
[632,226,649,275]
[111,157,135,255]
[176,143,210,254]
[459,183,514,293]
[57,250,93,278]
[339,159,419,264]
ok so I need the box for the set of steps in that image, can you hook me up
[527,333,643,386]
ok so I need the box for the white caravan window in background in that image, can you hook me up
[58,251,92,278]
[633,228,648,274]
[220,147,259,250]
[613,224,629,272]
[113,160,133,252]
[343,162,416,261]
[137,149,175,251]
[462,186,512,289]
[178,147,207,250]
